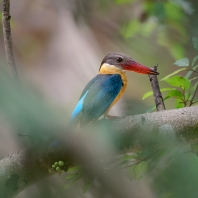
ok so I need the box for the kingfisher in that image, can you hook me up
[70,52,159,127]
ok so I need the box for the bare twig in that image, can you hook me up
[189,69,198,74]
[149,64,166,111]
[121,149,162,169]
[181,88,187,106]
[192,100,198,105]
[189,84,198,106]
[2,0,18,78]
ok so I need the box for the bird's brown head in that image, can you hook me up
[99,52,159,75]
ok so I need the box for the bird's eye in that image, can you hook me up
[117,57,123,62]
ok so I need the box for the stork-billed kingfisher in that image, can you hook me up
[70,52,159,127]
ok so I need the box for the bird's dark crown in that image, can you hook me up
[99,52,131,70]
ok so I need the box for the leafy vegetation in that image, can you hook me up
[118,0,195,59]
[143,37,198,108]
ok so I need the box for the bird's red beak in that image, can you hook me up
[121,60,159,75]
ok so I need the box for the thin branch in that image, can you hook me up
[121,149,162,169]
[189,84,198,106]
[148,64,166,111]
[192,100,198,105]
[181,88,187,106]
[189,69,198,74]
[2,0,18,78]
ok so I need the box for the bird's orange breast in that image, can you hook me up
[99,63,128,114]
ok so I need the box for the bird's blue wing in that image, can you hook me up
[70,75,106,127]
[79,75,102,99]
[81,74,122,126]
[71,90,88,120]
[71,75,105,120]
[70,74,122,127]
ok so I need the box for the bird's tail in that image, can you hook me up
[67,113,81,128]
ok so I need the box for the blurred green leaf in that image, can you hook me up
[164,76,191,90]
[142,88,175,100]
[185,64,198,79]
[67,166,81,172]
[163,95,171,102]
[173,58,189,66]
[191,144,198,154]
[160,192,175,198]
[193,64,198,69]
[157,30,170,47]
[165,2,184,21]
[121,19,140,39]
[122,153,138,160]
[142,91,155,100]
[185,70,193,79]
[114,0,136,5]
[143,1,152,13]
[185,92,191,101]
[192,81,198,91]
[128,165,137,180]
[152,2,166,22]
[135,161,148,180]
[192,37,198,50]
[65,174,77,179]
[63,171,83,190]
[141,22,157,37]
[175,99,184,108]
[166,90,183,99]
[190,77,198,82]
[192,55,198,66]
[169,44,185,59]
[155,152,198,198]
[83,181,92,194]
[161,68,187,81]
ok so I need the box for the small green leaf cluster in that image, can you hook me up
[143,37,198,109]
[48,161,65,174]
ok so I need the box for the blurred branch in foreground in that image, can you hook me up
[0,104,198,197]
